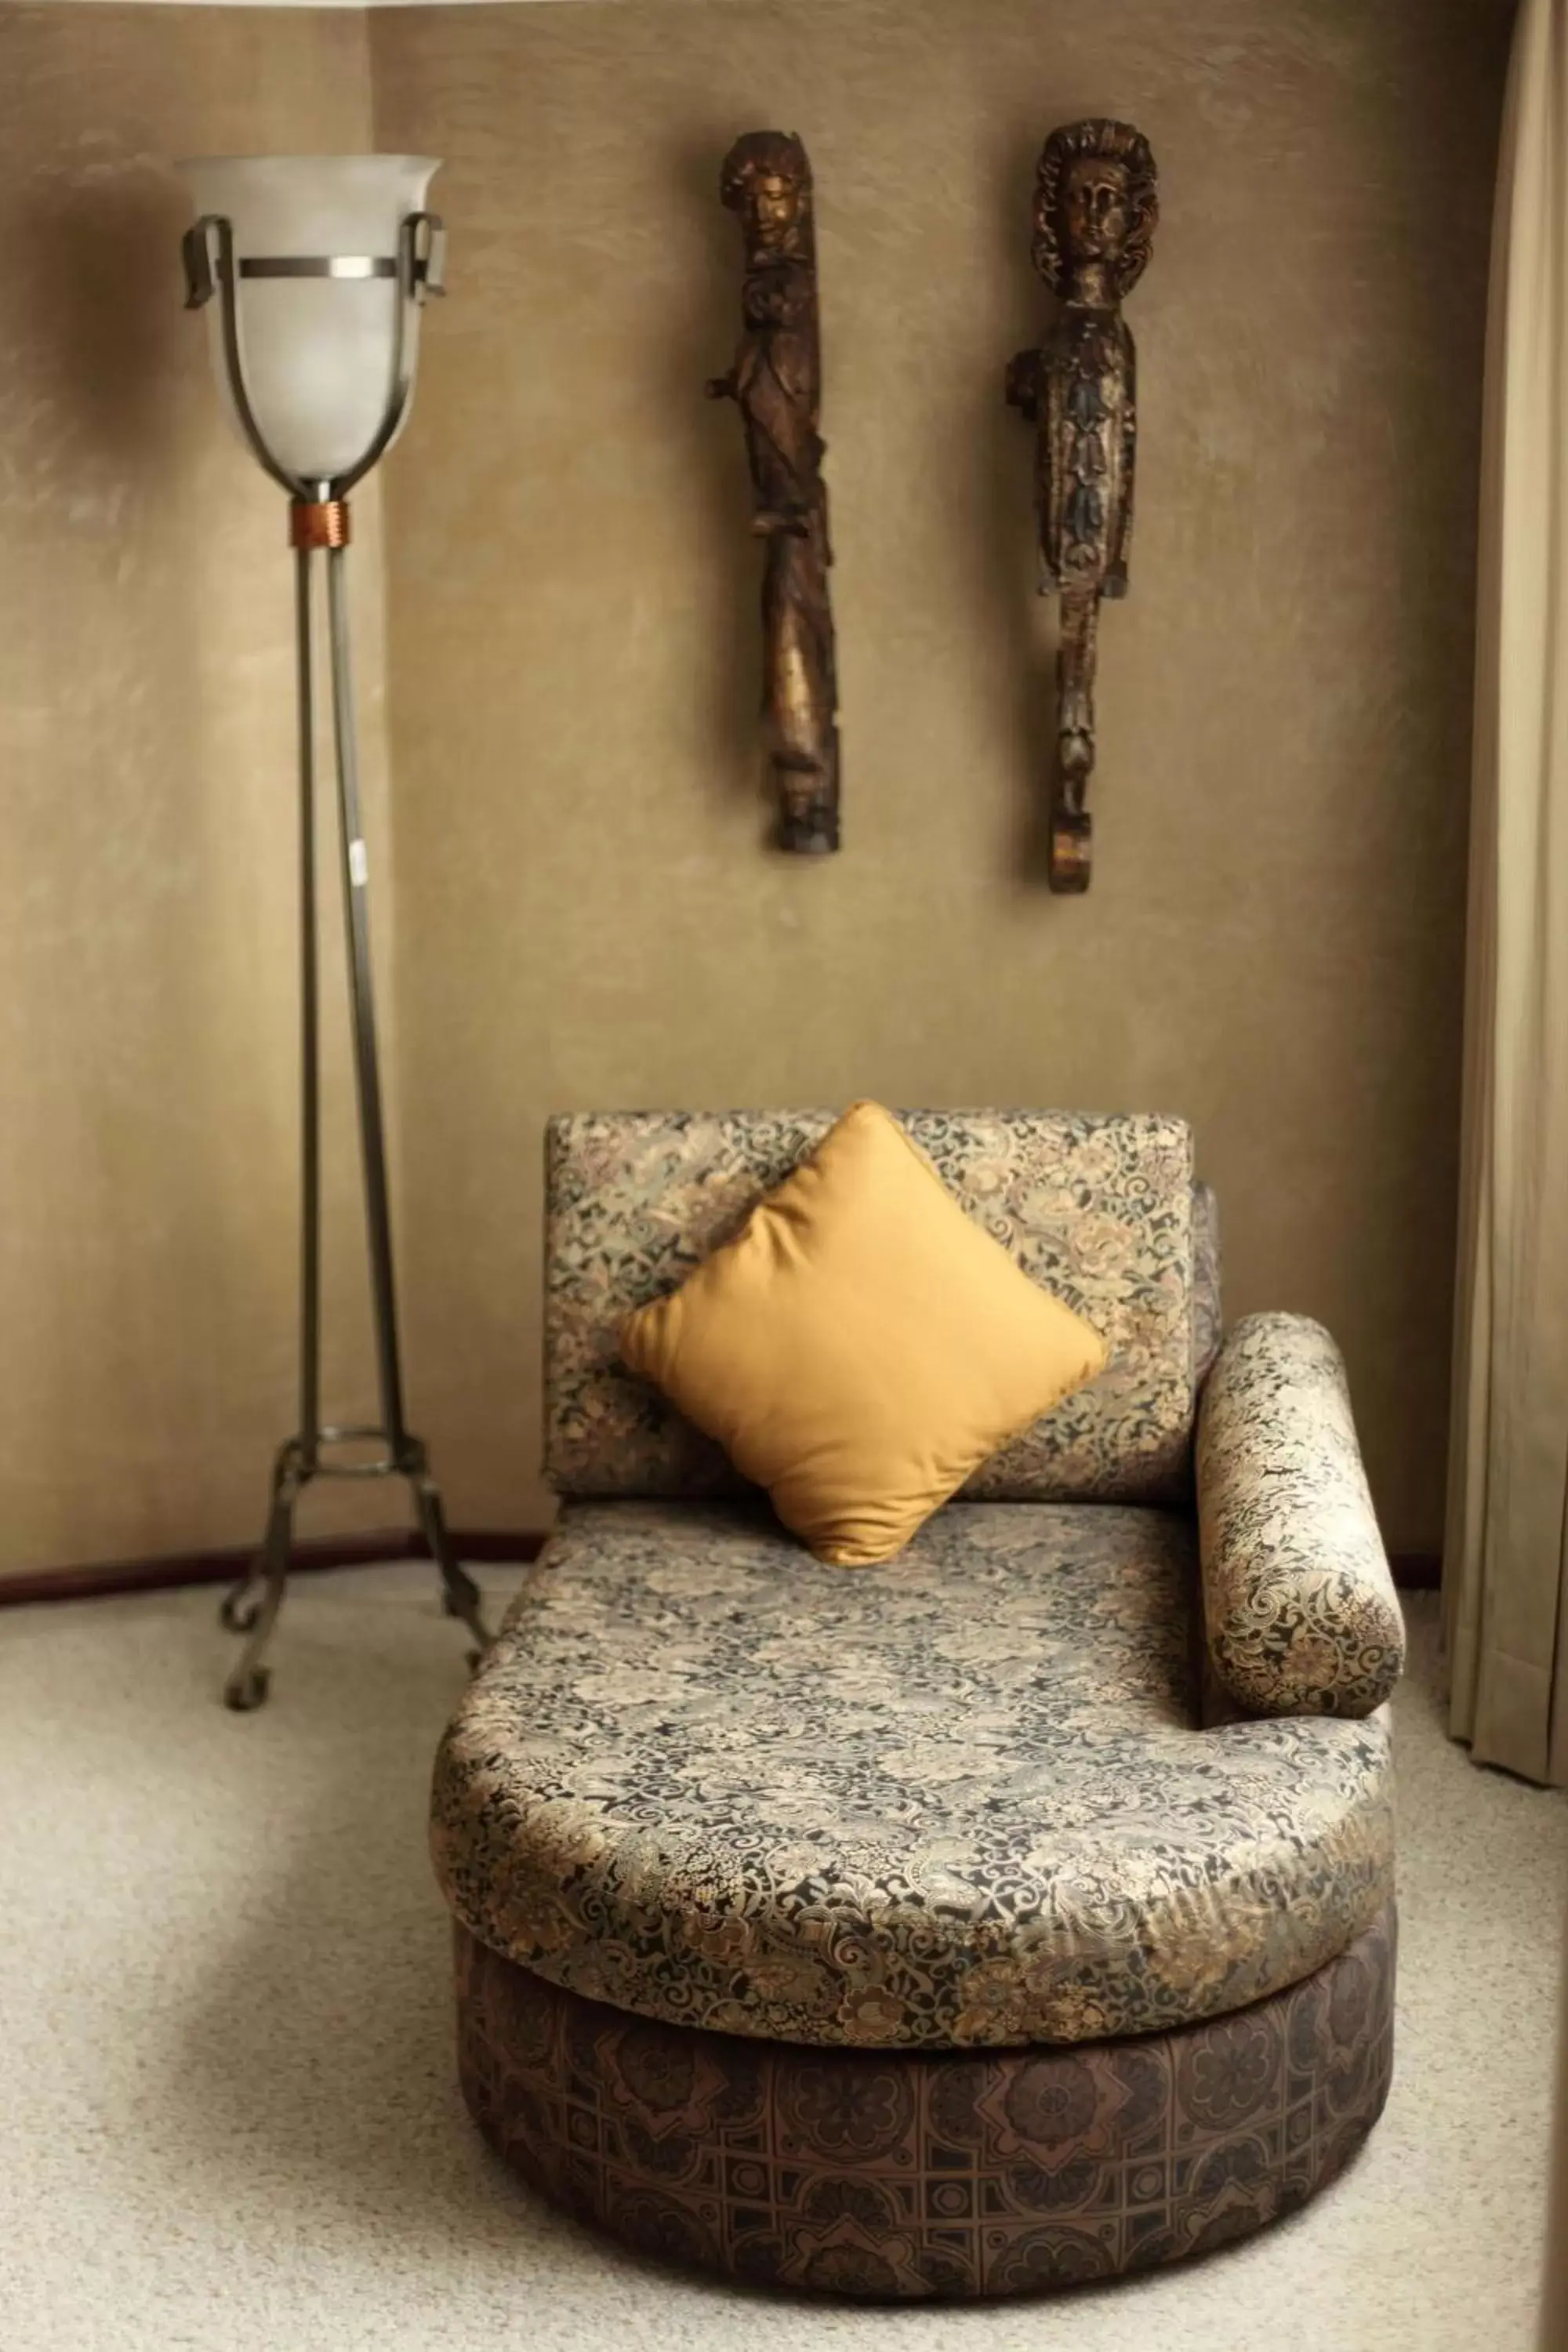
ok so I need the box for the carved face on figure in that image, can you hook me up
[1032,119,1158,301]
[749,172,803,252]
[1062,156,1131,268]
[720,132,814,265]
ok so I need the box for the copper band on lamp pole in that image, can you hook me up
[289,499,351,550]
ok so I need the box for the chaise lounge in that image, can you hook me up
[431,1109,1403,2299]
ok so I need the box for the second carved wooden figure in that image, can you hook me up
[1007,120,1160,892]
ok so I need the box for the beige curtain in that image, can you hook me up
[1446,0,1568,1788]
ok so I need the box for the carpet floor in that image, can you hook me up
[0,1570,1563,2352]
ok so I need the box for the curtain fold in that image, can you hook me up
[1446,0,1568,1787]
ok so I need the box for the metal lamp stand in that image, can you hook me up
[183,209,490,1711]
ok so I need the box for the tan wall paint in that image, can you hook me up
[370,0,1511,1554]
[0,5,401,1574]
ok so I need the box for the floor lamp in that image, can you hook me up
[179,154,490,1710]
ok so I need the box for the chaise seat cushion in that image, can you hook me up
[431,1499,1393,2053]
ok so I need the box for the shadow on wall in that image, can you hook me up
[9,162,248,1549]
[27,173,175,457]
[666,128,769,837]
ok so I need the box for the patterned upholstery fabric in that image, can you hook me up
[456,1901,1396,2299]
[1197,1314,1406,1719]
[543,1109,1196,1508]
[432,1497,1394,2051]
[1192,1181,1221,1390]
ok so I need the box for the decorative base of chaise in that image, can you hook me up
[453,1903,1395,2302]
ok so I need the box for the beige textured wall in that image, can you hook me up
[0,5,400,1574]
[372,0,1511,1553]
[0,0,1513,1578]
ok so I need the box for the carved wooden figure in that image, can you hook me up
[708,132,840,855]
[1007,120,1158,891]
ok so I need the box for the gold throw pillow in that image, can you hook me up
[619,1100,1109,1566]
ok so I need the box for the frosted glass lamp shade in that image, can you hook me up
[179,154,441,485]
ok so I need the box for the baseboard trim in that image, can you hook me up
[0,1528,547,1610]
[1,1534,1443,1610]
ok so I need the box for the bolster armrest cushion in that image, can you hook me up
[1196,1312,1404,1719]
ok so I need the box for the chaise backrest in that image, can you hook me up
[544,1108,1199,1507]
[1192,1180,1222,1390]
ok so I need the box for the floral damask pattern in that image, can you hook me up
[430,1497,1394,2050]
[1196,1314,1406,1719]
[543,1109,1196,1508]
[454,1903,1396,2299]
[1192,1181,1221,1390]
